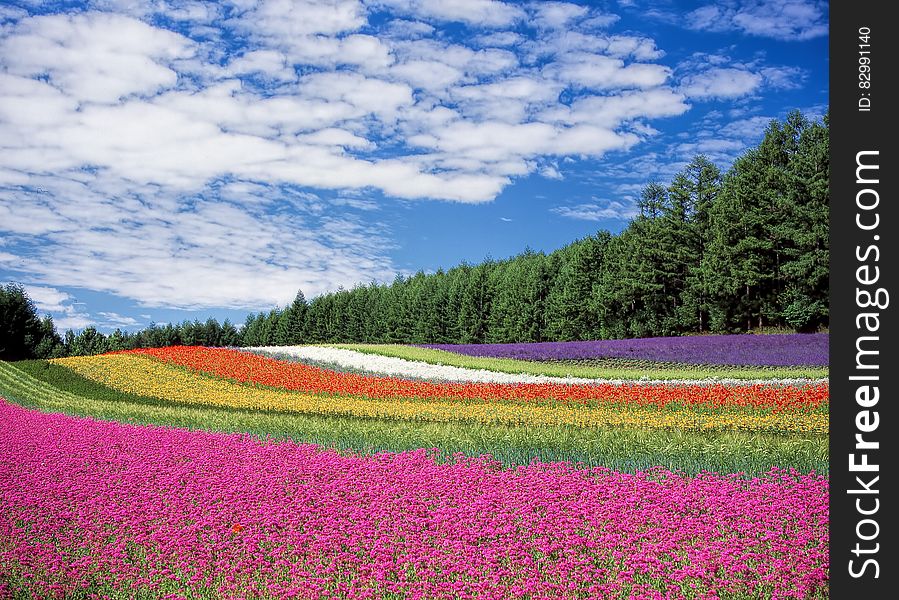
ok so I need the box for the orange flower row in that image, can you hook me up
[125,346,828,412]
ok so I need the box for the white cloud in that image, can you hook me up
[389,60,464,91]
[384,19,435,38]
[685,0,827,41]
[410,120,639,165]
[233,0,366,37]
[2,176,402,309]
[54,314,96,331]
[0,5,28,22]
[676,138,746,155]
[581,13,620,29]
[761,66,806,90]
[676,53,807,102]
[371,0,526,27]
[530,2,588,29]
[546,53,670,90]
[539,164,563,180]
[97,312,141,327]
[298,71,413,119]
[540,88,689,132]
[719,115,775,140]
[0,12,194,104]
[679,67,762,99]
[21,284,73,314]
[228,49,296,81]
[390,38,519,79]
[473,31,523,47]
[551,199,637,221]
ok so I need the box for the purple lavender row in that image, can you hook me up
[421,333,828,366]
[1,401,828,599]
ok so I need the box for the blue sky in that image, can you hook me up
[0,0,828,332]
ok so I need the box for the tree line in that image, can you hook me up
[1,111,828,361]
[0,286,245,360]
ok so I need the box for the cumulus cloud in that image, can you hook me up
[371,0,526,27]
[679,67,762,99]
[0,12,194,104]
[530,2,588,30]
[547,53,670,90]
[686,0,827,41]
[677,52,808,101]
[551,199,638,221]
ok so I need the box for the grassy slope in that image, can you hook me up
[328,344,829,380]
[0,360,827,475]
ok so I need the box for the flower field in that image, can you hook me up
[0,335,830,598]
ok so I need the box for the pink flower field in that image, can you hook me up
[0,401,828,599]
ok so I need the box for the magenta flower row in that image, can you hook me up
[0,401,828,599]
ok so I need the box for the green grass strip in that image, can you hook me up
[327,344,829,380]
[1,361,827,475]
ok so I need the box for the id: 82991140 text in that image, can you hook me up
[858,27,872,112]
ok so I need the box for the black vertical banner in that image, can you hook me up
[830,1,898,597]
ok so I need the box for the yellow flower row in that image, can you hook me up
[52,355,828,434]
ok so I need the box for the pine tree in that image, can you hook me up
[778,111,829,330]
[546,235,607,340]
[0,283,44,361]
[34,315,64,358]
[284,291,308,344]
[71,326,108,356]
[221,319,241,347]
[458,262,493,343]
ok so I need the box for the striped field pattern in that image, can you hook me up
[0,336,829,598]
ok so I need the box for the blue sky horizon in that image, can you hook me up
[0,0,828,332]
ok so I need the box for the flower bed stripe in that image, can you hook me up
[422,333,829,366]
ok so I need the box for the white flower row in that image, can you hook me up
[246,346,826,387]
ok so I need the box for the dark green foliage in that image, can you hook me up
[706,111,829,332]
[545,235,606,341]
[489,249,553,343]
[34,315,65,359]
[68,326,108,356]
[0,283,55,360]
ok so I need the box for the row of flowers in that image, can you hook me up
[53,353,828,434]
[0,401,829,600]
[130,346,829,412]
[422,333,829,366]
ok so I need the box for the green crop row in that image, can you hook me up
[0,361,827,475]
[328,344,829,380]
